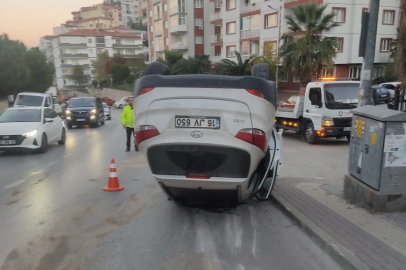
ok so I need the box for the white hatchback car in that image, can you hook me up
[0,107,66,153]
[133,63,282,203]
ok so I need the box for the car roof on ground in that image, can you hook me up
[135,74,276,106]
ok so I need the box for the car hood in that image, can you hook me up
[67,107,95,112]
[0,122,41,135]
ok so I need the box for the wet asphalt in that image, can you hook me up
[0,109,343,270]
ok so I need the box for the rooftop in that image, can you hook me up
[57,29,140,38]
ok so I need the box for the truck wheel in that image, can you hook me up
[143,62,170,76]
[346,135,351,141]
[305,122,318,144]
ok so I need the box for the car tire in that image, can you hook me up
[67,122,73,129]
[143,62,170,76]
[38,133,48,153]
[93,120,99,128]
[305,122,318,144]
[346,135,351,141]
[58,129,66,145]
[101,119,105,125]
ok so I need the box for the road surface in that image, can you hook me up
[0,109,345,270]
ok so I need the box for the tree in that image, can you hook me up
[67,65,87,85]
[253,43,277,81]
[216,51,256,76]
[127,18,148,31]
[24,48,55,93]
[171,54,211,74]
[92,51,111,83]
[111,63,130,83]
[279,3,339,87]
[0,34,30,98]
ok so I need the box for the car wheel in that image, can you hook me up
[346,135,351,141]
[92,119,99,128]
[101,119,105,125]
[67,122,73,129]
[305,122,318,144]
[143,61,170,76]
[58,129,66,145]
[38,133,48,153]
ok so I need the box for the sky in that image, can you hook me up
[0,0,102,47]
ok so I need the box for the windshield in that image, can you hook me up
[68,99,95,108]
[324,83,359,109]
[0,109,41,123]
[15,95,44,106]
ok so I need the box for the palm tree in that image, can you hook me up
[216,51,256,76]
[279,3,339,87]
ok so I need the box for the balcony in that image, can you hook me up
[240,1,261,15]
[58,43,87,48]
[155,45,164,52]
[210,34,223,44]
[169,24,187,35]
[154,28,163,36]
[60,53,88,58]
[171,42,188,52]
[60,64,89,68]
[113,43,143,48]
[240,29,260,39]
[210,11,222,22]
[210,55,222,63]
[284,0,322,8]
[152,0,160,4]
[154,14,162,21]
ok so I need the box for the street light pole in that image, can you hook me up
[268,4,283,92]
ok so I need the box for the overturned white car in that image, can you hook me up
[133,63,283,203]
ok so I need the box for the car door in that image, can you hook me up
[44,108,58,142]
[304,87,323,130]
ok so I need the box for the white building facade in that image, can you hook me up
[121,0,141,26]
[50,29,144,90]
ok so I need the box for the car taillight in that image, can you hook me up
[236,128,267,153]
[135,125,160,144]
[138,87,154,96]
[246,89,264,99]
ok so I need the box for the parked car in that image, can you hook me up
[281,95,300,108]
[113,96,133,108]
[133,62,283,203]
[101,97,115,106]
[372,85,391,104]
[380,82,400,99]
[14,92,54,108]
[0,107,66,153]
[65,97,105,129]
[103,103,111,120]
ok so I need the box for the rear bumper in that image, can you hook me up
[323,126,351,137]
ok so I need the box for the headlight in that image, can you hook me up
[322,117,334,127]
[22,130,38,137]
[90,109,97,114]
[66,110,71,115]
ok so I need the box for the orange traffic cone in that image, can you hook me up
[103,158,124,192]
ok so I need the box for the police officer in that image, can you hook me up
[121,97,139,152]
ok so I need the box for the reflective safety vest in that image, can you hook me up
[121,105,134,128]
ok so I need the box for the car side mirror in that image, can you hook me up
[45,118,54,123]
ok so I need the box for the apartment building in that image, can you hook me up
[146,0,206,61]
[66,3,123,30]
[207,0,401,89]
[49,29,144,90]
[120,0,141,25]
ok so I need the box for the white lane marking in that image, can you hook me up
[30,169,44,175]
[2,179,26,189]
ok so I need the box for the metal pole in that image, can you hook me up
[359,0,380,106]
[268,3,283,91]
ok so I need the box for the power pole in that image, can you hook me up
[359,0,380,106]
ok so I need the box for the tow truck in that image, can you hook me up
[275,78,360,144]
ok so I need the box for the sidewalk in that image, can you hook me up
[273,176,406,270]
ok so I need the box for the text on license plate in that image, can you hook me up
[175,116,220,129]
[76,119,86,122]
[0,140,16,145]
[344,127,351,131]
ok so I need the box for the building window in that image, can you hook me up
[149,10,152,17]
[383,10,395,25]
[349,66,361,79]
[127,49,135,55]
[63,80,66,85]
[380,38,392,52]
[332,7,346,23]
[373,65,385,78]
[265,13,278,28]
[89,49,94,54]
[116,39,122,44]
[226,0,236,11]
[163,4,167,11]
[336,37,344,53]
[194,0,203,8]
[88,38,92,43]
[321,67,336,77]
[195,18,203,27]
[226,21,236,34]
[226,45,236,58]
[96,37,105,44]
[195,36,203,44]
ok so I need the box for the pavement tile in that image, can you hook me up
[275,177,406,270]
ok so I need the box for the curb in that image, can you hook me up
[271,191,372,270]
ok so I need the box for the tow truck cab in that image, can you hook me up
[275,79,360,144]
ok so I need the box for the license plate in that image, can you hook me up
[0,140,16,145]
[344,127,351,131]
[175,116,220,129]
[76,119,86,122]
[381,95,387,97]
